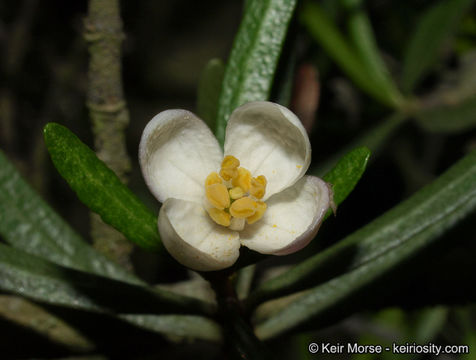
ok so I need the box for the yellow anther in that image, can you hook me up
[229,197,257,218]
[250,175,267,199]
[204,156,269,228]
[207,208,231,227]
[206,183,230,210]
[205,172,223,186]
[246,201,267,224]
[229,186,245,200]
[232,167,252,192]
[220,155,240,180]
[222,155,240,169]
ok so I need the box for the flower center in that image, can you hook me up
[204,155,267,231]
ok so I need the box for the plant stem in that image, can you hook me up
[84,0,133,270]
[203,271,271,360]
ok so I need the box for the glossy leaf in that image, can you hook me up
[215,0,297,145]
[197,58,225,130]
[322,146,370,215]
[0,151,141,285]
[401,0,475,93]
[300,1,399,107]
[254,148,476,339]
[0,244,214,316]
[44,123,161,251]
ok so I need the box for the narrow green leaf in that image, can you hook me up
[300,1,399,107]
[235,146,370,269]
[255,149,476,339]
[0,151,141,285]
[401,0,475,93]
[197,58,225,130]
[413,307,448,344]
[342,0,403,106]
[235,264,256,300]
[215,0,297,145]
[0,244,214,316]
[323,146,370,214]
[120,314,222,342]
[415,95,476,133]
[0,294,95,351]
[44,123,161,251]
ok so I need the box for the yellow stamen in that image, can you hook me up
[229,197,257,218]
[229,186,245,200]
[232,167,251,192]
[220,155,240,180]
[204,156,269,229]
[207,208,231,227]
[246,201,267,224]
[206,183,230,210]
[205,172,222,186]
[249,175,267,199]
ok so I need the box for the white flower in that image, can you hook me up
[139,101,332,271]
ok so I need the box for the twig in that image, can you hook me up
[84,0,133,270]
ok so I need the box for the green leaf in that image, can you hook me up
[300,1,399,107]
[0,294,95,351]
[120,314,222,342]
[235,146,370,269]
[215,0,297,145]
[413,307,448,344]
[0,151,141,285]
[0,244,214,316]
[401,0,475,93]
[415,95,476,133]
[235,264,256,300]
[341,0,403,106]
[44,123,161,251]
[323,146,370,215]
[254,148,476,339]
[197,58,225,130]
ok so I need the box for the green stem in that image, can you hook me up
[84,0,133,270]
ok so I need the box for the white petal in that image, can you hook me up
[139,110,222,203]
[224,102,311,200]
[158,198,241,271]
[240,176,332,255]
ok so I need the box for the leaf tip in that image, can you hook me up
[43,122,61,145]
